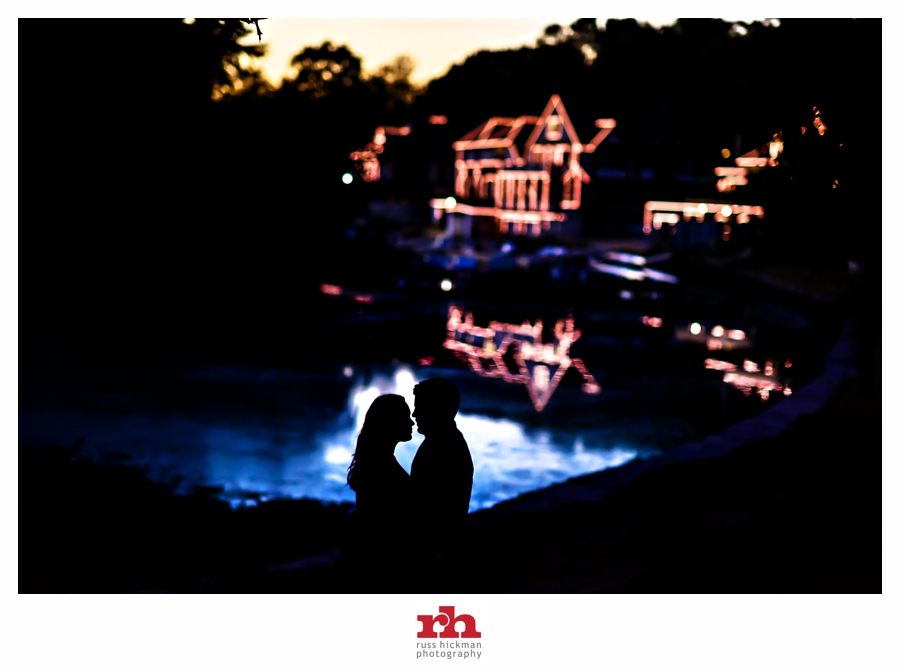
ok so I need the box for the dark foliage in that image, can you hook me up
[19,443,352,592]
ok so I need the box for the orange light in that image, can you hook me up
[722,372,783,400]
[721,148,731,158]
[321,283,373,304]
[453,96,614,237]
[444,306,599,411]
[735,156,769,167]
[428,115,448,125]
[643,201,764,235]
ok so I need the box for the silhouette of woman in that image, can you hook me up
[341,394,415,587]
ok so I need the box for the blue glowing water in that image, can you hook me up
[19,364,665,511]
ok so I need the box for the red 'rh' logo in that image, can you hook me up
[417,606,481,638]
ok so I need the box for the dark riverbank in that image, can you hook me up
[19,446,354,593]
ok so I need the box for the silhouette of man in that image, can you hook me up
[410,377,473,569]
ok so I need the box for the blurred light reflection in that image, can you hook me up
[444,305,600,411]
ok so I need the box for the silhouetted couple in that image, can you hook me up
[342,377,474,591]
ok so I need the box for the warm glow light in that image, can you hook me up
[342,173,353,184]
[445,196,457,208]
[784,359,792,369]
[769,133,783,160]
[735,153,770,167]
[711,325,725,337]
[428,115,448,124]
[743,360,759,373]
[642,316,663,328]
[320,283,373,303]
[349,125,412,182]
[643,201,764,235]
[690,322,702,335]
[722,371,783,400]
[721,148,731,158]
[705,358,738,372]
[444,306,599,411]
[453,95,615,237]
[715,167,748,193]
[440,279,453,291]
[727,329,746,340]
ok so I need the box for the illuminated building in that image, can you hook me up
[443,305,600,411]
[642,201,764,235]
[432,95,616,238]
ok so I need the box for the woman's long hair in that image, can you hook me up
[347,394,409,492]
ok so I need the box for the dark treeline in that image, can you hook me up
[21,18,880,369]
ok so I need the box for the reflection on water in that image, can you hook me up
[704,357,792,402]
[444,305,600,412]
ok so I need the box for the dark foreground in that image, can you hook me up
[20,365,880,593]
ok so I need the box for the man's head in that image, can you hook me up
[412,377,461,435]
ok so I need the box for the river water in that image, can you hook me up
[19,362,678,511]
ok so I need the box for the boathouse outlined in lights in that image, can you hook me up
[431,95,616,237]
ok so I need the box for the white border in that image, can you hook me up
[9,5,893,670]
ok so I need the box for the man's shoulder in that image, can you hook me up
[428,428,470,451]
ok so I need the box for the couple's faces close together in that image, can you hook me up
[385,398,431,444]
[366,380,460,447]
